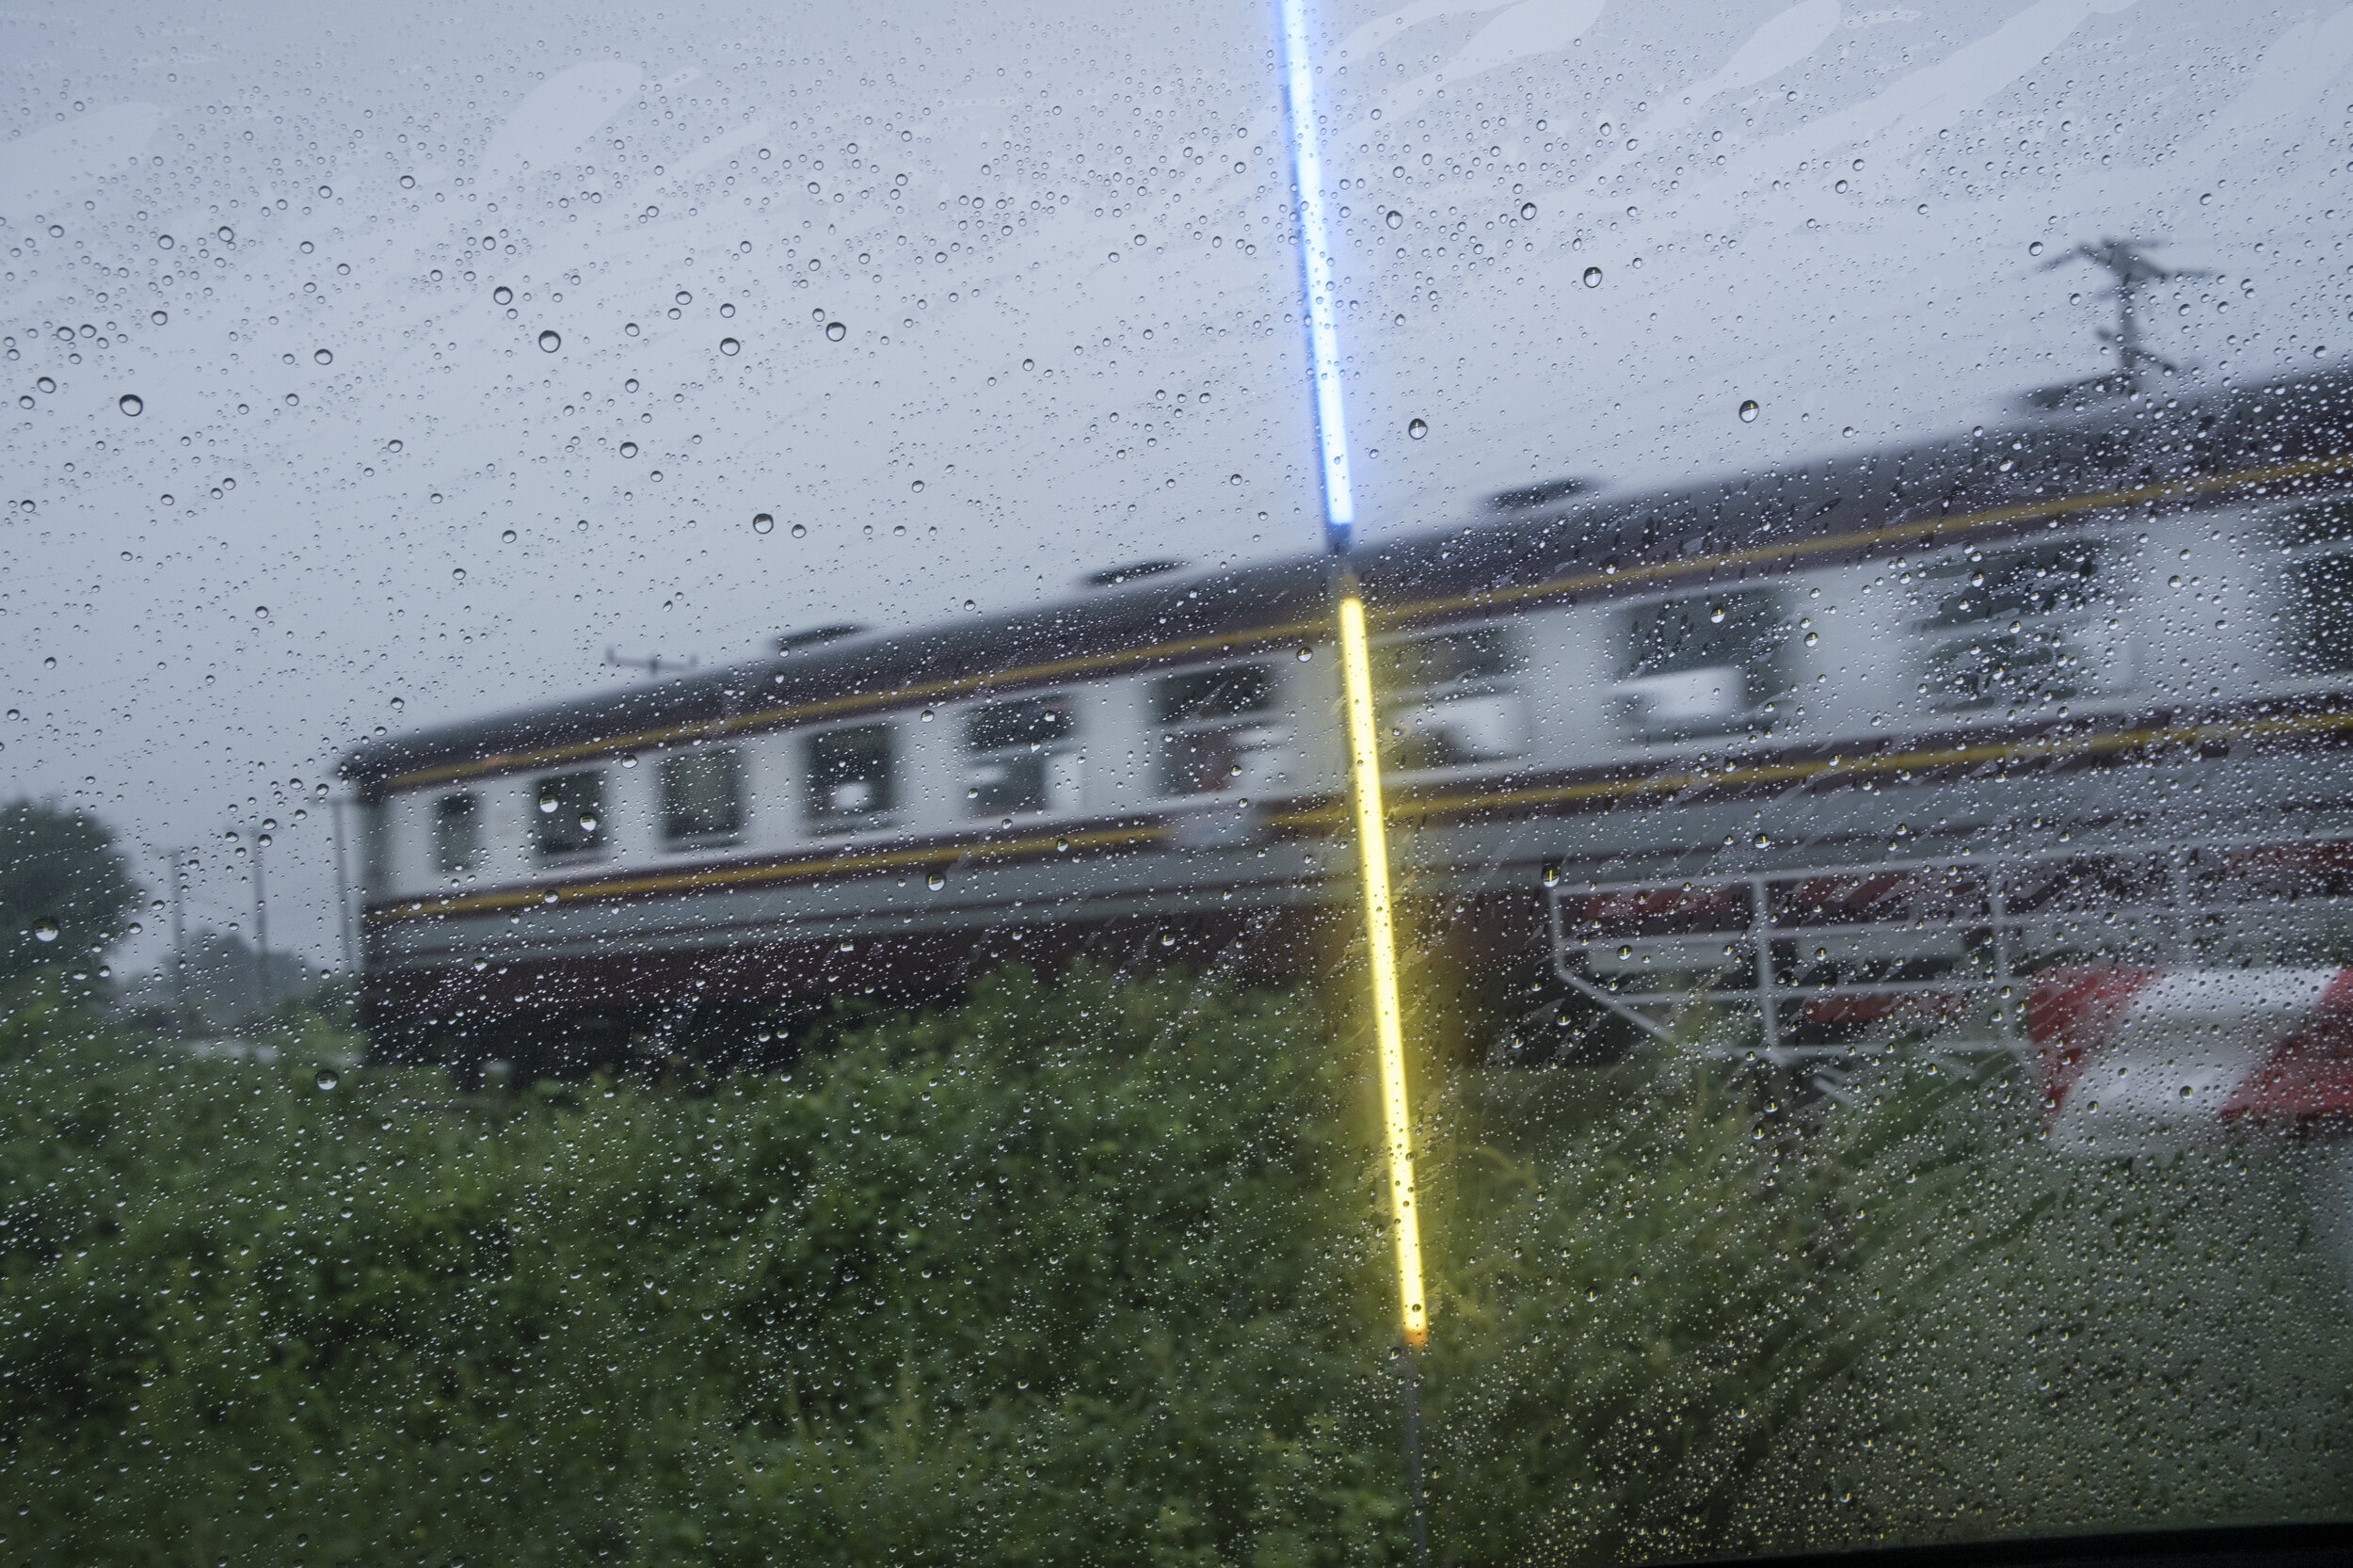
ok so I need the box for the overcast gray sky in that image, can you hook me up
[3,0,2344,975]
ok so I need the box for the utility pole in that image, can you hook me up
[329,797,358,978]
[252,832,271,1017]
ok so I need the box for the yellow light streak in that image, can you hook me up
[1337,580,1429,1347]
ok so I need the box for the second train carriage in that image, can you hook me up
[343,367,2353,1078]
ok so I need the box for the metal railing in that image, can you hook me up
[1545,834,2353,1061]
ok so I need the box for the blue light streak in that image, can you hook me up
[1276,0,1355,554]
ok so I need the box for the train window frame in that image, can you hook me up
[1912,536,2120,712]
[431,790,482,875]
[1614,587,1790,740]
[803,722,900,834]
[1150,661,1285,799]
[1372,623,1531,773]
[657,746,746,849]
[532,768,610,861]
[962,693,1081,820]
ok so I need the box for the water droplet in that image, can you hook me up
[313,348,333,365]
[790,521,807,537]
[676,290,692,306]
[624,322,640,337]
[315,1067,340,1091]
[719,337,741,356]
[2028,240,2045,256]
[927,871,946,889]
[493,285,513,305]
[1021,358,1034,371]
[32,923,58,943]
[400,173,416,188]
[910,479,925,493]
[151,310,167,326]
[1229,473,1241,485]
[254,605,269,619]
[156,233,173,249]
[1296,646,1313,662]
[117,393,141,416]
[538,329,561,352]
[36,377,55,393]
[963,599,976,611]
[1834,179,1849,194]
[1160,933,1176,948]
[452,568,467,584]
[752,512,776,534]
[216,226,234,243]
[1709,605,1726,624]
[501,529,517,543]
[1407,417,1428,440]
[1738,399,1759,423]
[1520,201,1537,220]
[825,320,847,341]
[1541,864,1561,887]
[1385,210,1403,229]
[620,441,638,457]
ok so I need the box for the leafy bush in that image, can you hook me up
[2,965,2349,1566]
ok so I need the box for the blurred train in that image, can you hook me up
[344,368,2353,1085]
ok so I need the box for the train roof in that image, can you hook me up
[341,367,2353,795]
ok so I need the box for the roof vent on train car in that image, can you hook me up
[1486,476,1598,513]
[775,623,868,654]
[1081,558,1186,588]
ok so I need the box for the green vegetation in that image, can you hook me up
[2,961,2348,1565]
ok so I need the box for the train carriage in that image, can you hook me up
[344,368,2353,1083]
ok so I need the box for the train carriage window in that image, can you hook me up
[1153,664,1283,796]
[658,748,744,845]
[533,770,607,859]
[1616,589,1787,738]
[964,695,1080,817]
[2273,500,2353,673]
[431,792,481,874]
[1373,627,1529,770]
[805,725,898,830]
[1917,542,2114,710]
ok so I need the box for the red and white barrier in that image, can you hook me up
[2029,967,2353,1154]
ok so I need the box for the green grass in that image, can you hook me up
[1,967,2347,1565]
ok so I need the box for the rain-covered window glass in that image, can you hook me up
[1153,664,1281,796]
[657,747,744,845]
[804,724,896,830]
[1374,626,1527,770]
[431,791,480,874]
[15,0,2353,1560]
[963,695,1080,817]
[532,770,606,859]
[1617,589,1787,738]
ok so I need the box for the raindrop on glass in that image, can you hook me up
[315,1068,340,1091]
[753,512,776,534]
[825,321,847,342]
[1520,201,1537,220]
[1582,266,1603,288]
[790,522,807,537]
[538,329,561,352]
[1738,399,1760,423]
[493,285,514,305]
[720,337,741,356]
[1385,210,1403,230]
[117,393,142,416]
[1407,417,1428,440]
[32,923,58,943]
[620,441,638,457]
[313,348,332,365]
[151,310,167,326]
